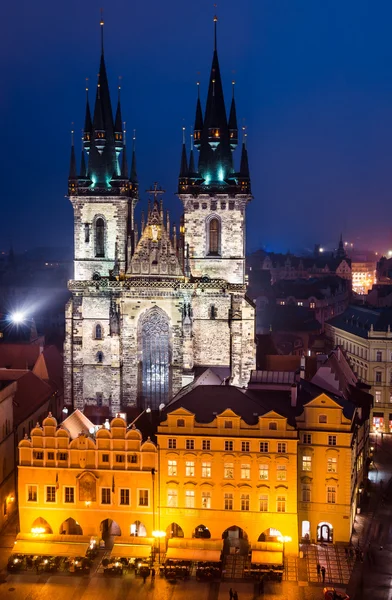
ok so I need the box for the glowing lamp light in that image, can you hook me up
[278,535,292,543]
[85,501,91,507]
[31,527,45,535]
[146,407,151,414]
[10,311,25,324]
[152,530,166,538]
[62,407,69,415]
[319,248,324,253]
[218,167,224,182]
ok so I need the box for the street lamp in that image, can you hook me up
[152,530,166,564]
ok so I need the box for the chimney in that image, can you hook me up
[291,383,298,407]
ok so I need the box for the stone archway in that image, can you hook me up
[100,519,121,549]
[166,522,184,539]
[222,526,249,556]
[130,521,147,537]
[258,528,282,542]
[31,517,53,534]
[317,522,333,543]
[60,518,83,535]
[193,524,211,539]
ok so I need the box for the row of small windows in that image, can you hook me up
[302,433,337,445]
[27,485,148,506]
[32,452,138,464]
[300,484,337,504]
[168,438,288,453]
[167,488,287,512]
[168,460,288,481]
[301,456,337,473]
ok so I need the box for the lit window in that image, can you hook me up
[202,462,211,478]
[259,464,269,480]
[259,494,268,512]
[303,434,312,444]
[241,441,250,452]
[120,489,130,505]
[168,438,177,449]
[327,457,337,473]
[277,496,286,512]
[64,487,74,503]
[46,486,56,503]
[241,464,251,479]
[310,302,316,309]
[277,442,287,453]
[138,489,149,506]
[259,442,269,453]
[167,488,178,507]
[185,461,195,477]
[224,463,234,479]
[201,491,211,508]
[302,456,312,471]
[225,440,234,452]
[101,488,111,505]
[277,465,287,480]
[327,486,336,504]
[27,485,37,502]
[168,460,177,476]
[224,492,233,510]
[297,301,303,306]
[241,493,250,511]
[202,439,211,451]
[185,489,195,508]
[375,391,382,403]
[301,484,311,503]
[186,439,194,450]
[319,415,327,424]
[328,435,337,446]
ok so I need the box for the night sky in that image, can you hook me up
[3,0,392,256]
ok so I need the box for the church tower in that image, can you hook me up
[178,15,251,285]
[68,17,138,281]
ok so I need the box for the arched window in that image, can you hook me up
[96,351,103,364]
[95,324,102,340]
[95,218,105,257]
[208,218,220,256]
[140,308,170,409]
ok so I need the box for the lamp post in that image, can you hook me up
[152,530,166,565]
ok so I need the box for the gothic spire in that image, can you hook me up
[179,127,188,178]
[130,131,138,184]
[83,84,92,154]
[193,83,203,150]
[228,81,238,149]
[114,83,124,154]
[239,132,250,181]
[188,132,196,175]
[69,128,77,180]
[121,123,128,178]
[80,148,86,178]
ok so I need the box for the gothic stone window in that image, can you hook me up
[95,217,105,258]
[139,307,170,409]
[208,217,220,256]
[95,324,102,340]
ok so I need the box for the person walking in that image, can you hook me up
[321,566,326,584]
[316,563,321,580]
[233,591,239,600]
[258,576,264,594]
[229,588,234,600]
[151,567,156,579]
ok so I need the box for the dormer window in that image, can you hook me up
[177,419,185,428]
[269,422,277,430]
[224,421,233,429]
[319,415,327,424]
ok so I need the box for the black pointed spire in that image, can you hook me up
[239,131,250,191]
[188,132,196,175]
[80,148,87,178]
[69,128,77,180]
[179,127,188,178]
[228,82,238,149]
[121,123,128,178]
[130,131,138,184]
[83,83,92,153]
[193,83,203,150]
[114,82,124,154]
[337,233,346,259]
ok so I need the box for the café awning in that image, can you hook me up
[251,550,283,566]
[111,543,151,559]
[12,540,89,557]
[166,548,221,562]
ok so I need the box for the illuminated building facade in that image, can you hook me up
[326,306,392,432]
[64,17,255,415]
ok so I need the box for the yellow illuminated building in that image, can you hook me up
[157,403,299,556]
[18,415,157,541]
[296,394,353,544]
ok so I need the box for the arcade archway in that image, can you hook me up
[166,522,184,539]
[60,518,83,535]
[258,528,282,542]
[193,524,211,539]
[317,522,333,543]
[130,521,147,537]
[222,526,249,555]
[100,519,121,549]
[31,517,52,534]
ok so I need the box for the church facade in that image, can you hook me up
[64,18,256,415]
